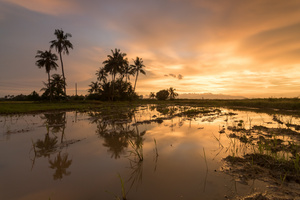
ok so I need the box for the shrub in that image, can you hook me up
[156,89,169,100]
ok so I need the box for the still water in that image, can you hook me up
[0,105,299,200]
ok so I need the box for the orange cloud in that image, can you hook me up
[2,0,80,15]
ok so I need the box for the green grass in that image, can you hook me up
[0,98,299,114]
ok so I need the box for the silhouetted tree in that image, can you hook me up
[96,67,108,83]
[35,50,58,101]
[41,74,66,100]
[156,89,169,100]
[149,92,155,99]
[28,91,40,101]
[168,87,178,100]
[123,63,135,83]
[88,81,100,94]
[131,57,146,93]
[50,29,73,95]
[103,48,129,100]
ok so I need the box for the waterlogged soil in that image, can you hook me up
[0,105,300,200]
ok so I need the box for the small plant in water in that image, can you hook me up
[129,140,143,162]
[280,172,287,187]
[118,173,127,200]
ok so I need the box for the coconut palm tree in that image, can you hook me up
[50,29,73,95]
[88,81,100,94]
[149,92,155,99]
[168,87,178,100]
[103,48,128,100]
[123,63,135,83]
[35,50,58,101]
[96,67,108,83]
[131,57,146,93]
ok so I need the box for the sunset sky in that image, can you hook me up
[1,0,300,98]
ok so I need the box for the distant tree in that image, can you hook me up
[28,91,40,101]
[102,48,128,100]
[149,92,155,99]
[168,87,178,100]
[156,89,169,100]
[131,57,146,93]
[50,29,73,95]
[35,50,59,101]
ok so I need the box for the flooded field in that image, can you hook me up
[1,105,300,200]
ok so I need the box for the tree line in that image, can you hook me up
[87,48,146,101]
[149,87,178,100]
[1,28,181,101]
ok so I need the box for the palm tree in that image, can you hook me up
[123,63,135,83]
[40,74,65,100]
[50,29,73,95]
[35,50,58,101]
[103,48,128,100]
[168,87,178,100]
[149,92,155,99]
[96,67,108,83]
[131,57,146,93]
[88,81,99,94]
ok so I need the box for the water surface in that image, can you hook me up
[1,105,299,199]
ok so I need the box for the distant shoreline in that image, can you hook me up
[0,98,299,115]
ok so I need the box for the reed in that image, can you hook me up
[154,138,159,157]
[203,147,208,171]
[129,140,143,162]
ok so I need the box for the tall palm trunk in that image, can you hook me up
[112,73,116,101]
[59,51,66,95]
[48,72,52,101]
[134,71,139,93]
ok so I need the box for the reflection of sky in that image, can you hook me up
[0,107,300,199]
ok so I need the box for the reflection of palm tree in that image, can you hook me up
[49,152,72,180]
[35,50,58,101]
[131,57,146,93]
[103,134,130,159]
[41,112,67,143]
[34,131,58,158]
[50,29,73,94]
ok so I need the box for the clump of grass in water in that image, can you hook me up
[129,140,143,162]
[106,174,127,200]
[118,173,127,200]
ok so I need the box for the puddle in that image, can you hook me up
[0,105,299,199]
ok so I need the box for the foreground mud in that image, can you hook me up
[223,118,300,200]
